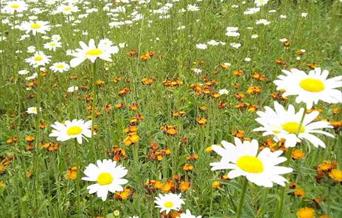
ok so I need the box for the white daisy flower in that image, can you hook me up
[50,62,70,73]
[195,43,207,50]
[44,40,62,51]
[82,159,128,201]
[51,34,61,42]
[69,39,119,67]
[187,4,199,12]
[25,51,51,67]
[255,0,269,7]
[26,107,41,114]
[219,89,229,95]
[254,102,334,148]
[256,19,271,25]
[20,20,51,35]
[230,42,241,49]
[244,7,260,15]
[55,4,79,15]
[3,1,28,13]
[49,119,92,144]
[154,193,184,214]
[210,138,293,187]
[67,86,79,93]
[225,26,240,37]
[274,68,342,109]
[180,210,202,218]
[18,69,30,75]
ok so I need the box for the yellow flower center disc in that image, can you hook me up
[97,172,113,185]
[237,155,264,173]
[66,126,83,136]
[282,122,305,134]
[299,78,325,92]
[163,201,174,208]
[86,48,103,56]
[31,23,42,29]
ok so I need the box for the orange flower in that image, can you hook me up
[141,77,155,85]
[183,164,193,171]
[233,130,245,139]
[129,103,139,111]
[179,181,191,192]
[114,187,134,200]
[292,149,305,160]
[123,134,140,146]
[161,125,177,136]
[212,181,221,189]
[6,136,17,144]
[271,91,288,101]
[329,120,341,130]
[294,187,305,197]
[0,156,14,174]
[252,72,267,81]
[220,63,230,70]
[154,181,163,190]
[163,79,183,88]
[118,87,130,97]
[161,182,173,193]
[307,63,318,69]
[25,135,35,143]
[275,59,287,66]
[114,103,125,109]
[296,207,315,218]
[172,111,186,118]
[317,161,337,172]
[186,153,199,161]
[205,146,213,153]
[65,167,78,181]
[95,80,105,87]
[41,142,60,152]
[196,117,207,126]
[247,105,258,112]
[247,86,261,94]
[233,69,244,76]
[329,169,342,182]
[234,92,245,100]
[111,145,127,161]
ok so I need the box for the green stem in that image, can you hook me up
[74,140,81,215]
[236,178,248,218]
[91,61,97,158]
[276,107,307,217]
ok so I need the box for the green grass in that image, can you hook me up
[0,0,341,217]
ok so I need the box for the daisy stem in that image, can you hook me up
[276,108,307,217]
[91,61,97,157]
[74,140,82,215]
[236,178,248,218]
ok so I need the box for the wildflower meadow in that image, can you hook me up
[0,0,341,217]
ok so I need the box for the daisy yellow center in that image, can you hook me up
[299,78,325,92]
[86,48,103,56]
[31,23,42,29]
[64,6,72,11]
[282,122,305,134]
[10,3,20,9]
[34,55,43,62]
[163,201,174,208]
[56,64,65,69]
[97,172,113,185]
[66,126,82,136]
[237,155,264,173]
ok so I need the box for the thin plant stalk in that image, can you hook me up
[236,178,248,218]
[275,107,307,217]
